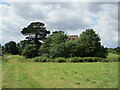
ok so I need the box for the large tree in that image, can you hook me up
[4,41,19,55]
[21,22,50,47]
[39,31,68,58]
[78,29,108,58]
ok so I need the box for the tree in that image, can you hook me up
[49,31,68,58]
[17,40,31,55]
[50,31,68,44]
[39,31,68,58]
[64,40,77,58]
[114,47,120,54]
[2,46,5,54]
[22,44,38,58]
[4,41,19,54]
[39,36,52,57]
[64,40,87,58]
[78,29,108,58]
[107,47,120,54]
[21,22,50,47]
[50,43,65,58]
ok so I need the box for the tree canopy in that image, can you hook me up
[17,40,31,55]
[21,22,50,47]
[78,29,107,57]
[39,29,108,58]
[4,41,19,55]
[22,44,38,58]
[39,31,68,58]
[3,21,109,59]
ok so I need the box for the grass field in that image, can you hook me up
[2,54,118,88]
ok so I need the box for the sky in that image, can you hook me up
[0,1,119,48]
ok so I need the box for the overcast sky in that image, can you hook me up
[0,1,118,48]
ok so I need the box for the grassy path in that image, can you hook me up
[2,55,118,88]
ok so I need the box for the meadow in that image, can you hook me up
[2,54,119,88]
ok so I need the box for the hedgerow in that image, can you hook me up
[31,56,119,63]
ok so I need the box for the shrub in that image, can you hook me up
[101,59,109,62]
[66,57,83,62]
[33,57,48,62]
[22,44,38,58]
[31,56,106,63]
[66,57,103,62]
[41,54,50,58]
[82,57,103,62]
[46,58,52,62]
[53,57,66,62]
[104,58,119,62]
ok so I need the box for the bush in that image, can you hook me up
[66,57,103,62]
[66,57,83,62]
[41,54,50,58]
[30,56,107,63]
[103,58,119,62]
[33,57,48,62]
[22,44,38,58]
[100,59,109,62]
[46,58,52,62]
[82,57,103,62]
[53,57,66,62]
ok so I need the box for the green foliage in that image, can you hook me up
[53,57,66,62]
[50,31,68,44]
[31,56,104,63]
[64,40,77,57]
[78,29,108,58]
[39,29,107,58]
[22,44,38,58]
[2,46,5,55]
[32,57,66,63]
[33,57,48,62]
[82,57,103,62]
[20,28,108,58]
[31,53,119,63]
[39,36,51,56]
[50,43,66,58]
[66,57,83,62]
[17,40,31,55]
[3,52,119,63]
[115,47,120,54]
[21,22,50,47]
[108,47,120,54]
[66,57,103,62]
[105,53,119,62]
[4,41,19,55]
[40,31,68,58]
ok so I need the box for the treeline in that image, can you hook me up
[1,22,109,59]
[107,47,120,54]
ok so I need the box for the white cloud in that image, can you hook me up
[0,2,118,48]
[91,3,118,47]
